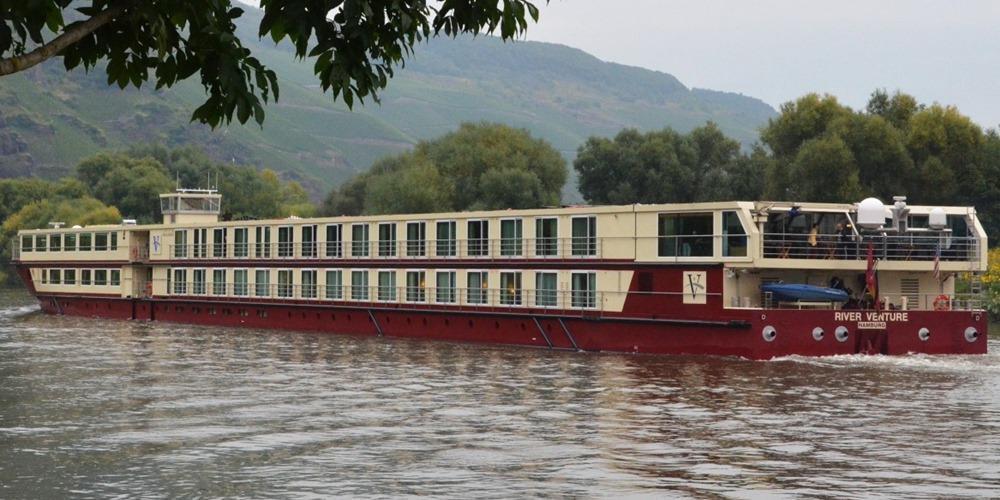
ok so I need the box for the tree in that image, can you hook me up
[0,0,544,127]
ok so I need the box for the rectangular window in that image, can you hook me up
[500,272,522,305]
[351,270,369,301]
[34,235,46,252]
[467,220,489,257]
[500,219,523,256]
[64,269,76,285]
[193,269,206,294]
[277,269,293,298]
[352,224,369,257]
[535,218,558,256]
[406,271,426,302]
[172,269,185,294]
[234,228,249,257]
[255,226,272,258]
[79,233,92,252]
[325,270,343,300]
[192,228,206,258]
[21,235,32,252]
[213,269,227,295]
[658,213,714,257]
[95,269,108,286]
[571,272,597,309]
[378,223,396,257]
[466,271,488,305]
[535,272,558,307]
[572,216,597,256]
[406,221,426,257]
[234,269,248,296]
[174,230,188,258]
[110,270,120,287]
[302,225,317,258]
[722,211,748,257]
[81,269,92,286]
[255,269,270,297]
[213,228,227,258]
[49,269,61,285]
[301,270,317,299]
[110,232,118,251]
[325,224,343,258]
[377,270,396,302]
[436,271,456,303]
[278,226,293,258]
[49,234,62,252]
[64,233,76,251]
[96,232,109,251]
[436,221,457,257]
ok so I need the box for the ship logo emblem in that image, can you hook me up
[682,271,707,304]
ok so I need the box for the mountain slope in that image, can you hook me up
[0,8,775,197]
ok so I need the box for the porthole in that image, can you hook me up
[835,326,849,343]
[918,327,930,341]
[762,326,776,342]
[812,327,824,341]
[965,327,979,343]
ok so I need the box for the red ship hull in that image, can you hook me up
[30,293,987,359]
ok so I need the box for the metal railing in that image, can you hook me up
[761,292,984,311]
[762,232,980,262]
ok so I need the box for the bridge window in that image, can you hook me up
[658,213,713,257]
[35,235,46,252]
[21,235,31,252]
[65,233,76,251]
[49,234,61,252]
[79,233,92,252]
[722,211,748,257]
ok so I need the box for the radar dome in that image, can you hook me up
[929,207,947,230]
[856,197,886,229]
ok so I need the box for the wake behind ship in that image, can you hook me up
[11,190,989,359]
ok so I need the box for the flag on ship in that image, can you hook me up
[932,244,942,282]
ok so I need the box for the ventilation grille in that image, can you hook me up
[900,278,920,310]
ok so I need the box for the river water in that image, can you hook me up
[1,290,999,499]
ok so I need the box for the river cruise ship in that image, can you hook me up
[11,190,989,359]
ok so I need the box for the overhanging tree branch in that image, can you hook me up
[0,3,128,76]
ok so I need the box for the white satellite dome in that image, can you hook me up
[929,207,947,230]
[856,197,886,230]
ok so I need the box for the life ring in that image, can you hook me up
[933,294,951,311]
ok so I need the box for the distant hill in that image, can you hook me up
[0,7,775,199]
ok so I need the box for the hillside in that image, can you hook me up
[0,8,775,198]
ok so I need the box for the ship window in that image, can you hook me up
[277,226,293,258]
[40,269,47,284]
[377,270,396,302]
[82,269,92,286]
[658,213,713,257]
[436,271,456,304]
[233,269,248,296]
[325,224,342,258]
[500,219,523,256]
[110,270,121,287]
[406,222,426,257]
[301,270,317,299]
[325,270,343,299]
[500,272,522,305]
[95,270,108,286]
[49,269,61,285]
[174,230,188,258]
[168,269,183,293]
[21,235,32,252]
[213,228,227,258]
[255,269,270,297]
[277,269,293,297]
[535,272,558,307]
[35,235,46,252]
[64,233,76,251]
[571,272,597,309]
[467,220,489,257]
[192,269,206,294]
[213,269,227,295]
[64,269,76,285]
[535,218,558,257]
[466,271,488,305]
[234,228,248,258]
[110,232,118,251]
[406,271,426,302]
[255,226,271,258]
[378,223,396,257]
[79,233,92,252]
[302,225,317,258]
[436,221,457,257]
[49,234,61,252]
[95,232,109,251]
[572,216,597,256]
[351,270,369,301]
[351,224,369,257]
[722,211,748,257]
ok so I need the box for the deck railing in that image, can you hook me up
[761,232,979,262]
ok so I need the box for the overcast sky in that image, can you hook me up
[523,0,1000,128]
